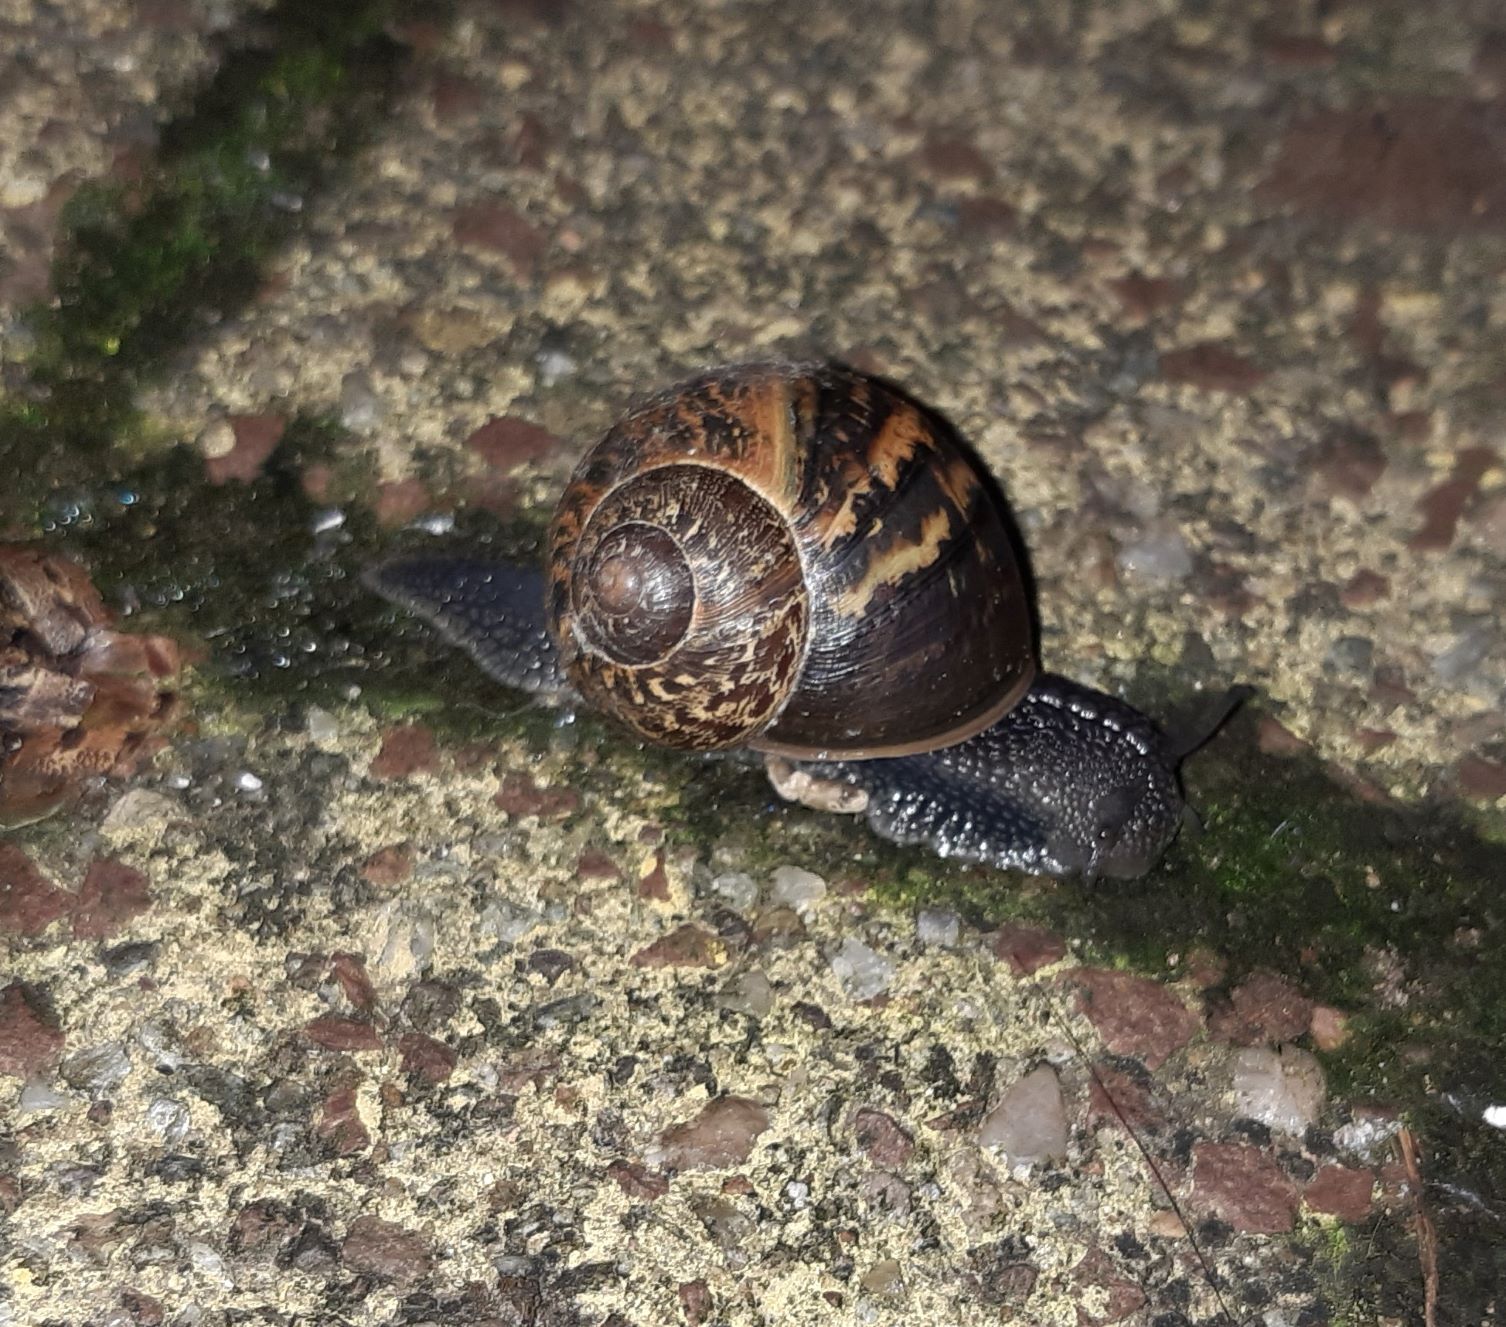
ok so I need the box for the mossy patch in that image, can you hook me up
[0,0,410,511]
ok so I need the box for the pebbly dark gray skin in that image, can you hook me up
[366,555,1219,879]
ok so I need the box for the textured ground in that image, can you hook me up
[4,1,1506,1325]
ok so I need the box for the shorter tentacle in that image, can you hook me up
[363,557,570,698]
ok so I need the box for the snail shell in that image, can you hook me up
[545,363,1035,758]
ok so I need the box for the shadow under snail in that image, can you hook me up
[366,362,1246,879]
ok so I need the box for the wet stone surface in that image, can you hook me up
[0,711,1400,1324]
[4,0,1506,1323]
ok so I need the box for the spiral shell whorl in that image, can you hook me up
[547,362,1035,757]
[553,463,809,749]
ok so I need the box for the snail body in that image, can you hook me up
[369,363,1232,879]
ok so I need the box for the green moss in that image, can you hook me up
[0,0,411,510]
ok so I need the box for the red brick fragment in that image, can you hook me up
[657,1096,769,1169]
[606,1158,670,1200]
[72,858,150,939]
[1260,99,1506,232]
[370,724,439,779]
[1458,755,1506,801]
[1210,970,1313,1046]
[398,1032,457,1085]
[206,415,285,485]
[451,201,547,276]
[465,416,561,472]
[1065,968,1198,1069]
[373,479,430,527]
[494,771,580,820]
[1190,1142,1298,1233]
[1159,342,1265,393]
[1071,1245,1147,1324]
[1409,448,1498,552]
[315,1083,372,1155]
[853,1108,914,1168]
[0,982,64,1077]
[341,1214,432,1287]
[0,843,70,936]
[1304,1164,1374,1221]
[302,1015,382,1053]
[631,924,726,969]
[330,953,378,1012]
[992,922,1067,975]
[361,842,415,887]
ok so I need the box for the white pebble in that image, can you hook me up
[18,1080,69,1113]
[1231,1046,1326,1135]
[146,1097,191,1145]
[710,871,759,911]
[916,908,961,947]
[829,937,895,1001]
[771,865,827,913]
[305,707,341,744]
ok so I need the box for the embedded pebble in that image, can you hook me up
[479,898,543,944]
[916,907,961,948]
[100,789,180,833]
[146,1097,192,1145]
[978,1066,1069,1169]
[828,937,895,1001]
[652,1095,770,1170]
[770,864,827,913]
[709,871,759,911]
[1334,1111,1402,1159]
[187,1241,232,1289]
[716,970,774,1018]
[338,370,384,432]
[60,1042,132,1095]
[1114,522,1193,582]
[1190,1142,1299,1233]
[18,1079,69,1113]
[372,901,436,984]
[305,707,341,744]
[1231,1046,1327,1135]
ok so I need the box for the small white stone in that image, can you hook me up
[710,871,759,911]
[536,348,577,385]
[18,1079,69,1113]
[101,789,180,833]
[146,1097,191,1144]
[310,507,345,534]
[305,707,341,744]
[1334,1111,1401,1160]
[1483,1104,1506,1129]
[196,419,237,459]
[478,899,541,945]
[0,171,48,207]
[1115,521,1193,583]
[829,937,895,1001]
[978,1065,1069,1169]
[771,865,827,913]
[234,771,264,793]
[187,1241,232,1289]
[916,908,961,948]
[1231,1046,1326,1136]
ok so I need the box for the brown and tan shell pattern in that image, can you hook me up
[546,363,1035,759]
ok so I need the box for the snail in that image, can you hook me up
[366,362,1245,879]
